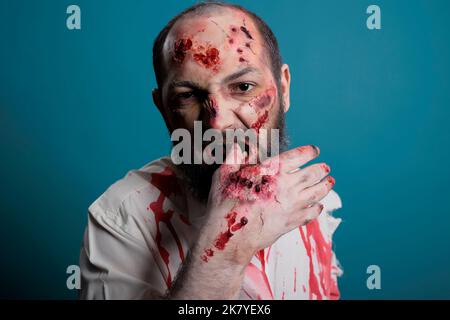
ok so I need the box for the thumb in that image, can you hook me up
[223,142,245,172]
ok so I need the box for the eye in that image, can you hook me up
[235,83,254,92]
[176,91,194,99]
[172,91,198,107]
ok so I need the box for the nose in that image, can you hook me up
[205,95,241,131]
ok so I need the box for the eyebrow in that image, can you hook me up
[169,80,202,90]
[168,67,260,91]
[221,67,260,83]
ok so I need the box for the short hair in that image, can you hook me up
[152,1,283,90]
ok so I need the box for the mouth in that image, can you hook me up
[203,141,252,165]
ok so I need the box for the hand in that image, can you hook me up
[199,143,335,265]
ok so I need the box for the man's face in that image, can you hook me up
[159,9,287,135]
[154,8,290,200]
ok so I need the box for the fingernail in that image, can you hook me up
[310,145,320,155]
[322,164,330,173]
[327,176,335,186]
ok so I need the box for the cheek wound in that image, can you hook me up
[248,87,277,132]
[249,87,276,109]
[251,110,269,133]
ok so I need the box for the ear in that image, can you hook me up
[152,88,173,132]
[279,64,291,113]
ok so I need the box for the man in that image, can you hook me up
[79,2,342,300]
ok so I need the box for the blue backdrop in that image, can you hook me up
[1,0,449,299]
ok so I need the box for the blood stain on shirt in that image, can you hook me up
[294,267,297,292]
[299,219,338,299]
[256,249,274,299]
[148,166,185,288]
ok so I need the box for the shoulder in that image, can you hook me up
[89,157,175,211]
[80,157,179,299]
[87,156,180,223]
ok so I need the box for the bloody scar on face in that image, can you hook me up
[172,37,221,70]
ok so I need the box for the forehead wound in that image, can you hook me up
[163,11,263,70]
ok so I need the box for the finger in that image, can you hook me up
[287,203,324,229]
[262,145,320,174]
[298,176,335,208]
[301,203,325,225]
[222,142,245,172]
[244,138,259,165]
[293,163,330,189]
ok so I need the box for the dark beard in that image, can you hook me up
[176,103,289,203]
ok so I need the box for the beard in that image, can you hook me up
[175,100,289,203]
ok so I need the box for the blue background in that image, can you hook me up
[1,0,449,299]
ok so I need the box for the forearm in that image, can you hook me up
[167,223,250,299]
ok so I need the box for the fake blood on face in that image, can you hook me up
[205,97,218,128]
[251,110,269,133]
[173,38,193,63]
[240,26,254,39]
[250,87,276,109]
[193,47,220,69]
[173,38,220,70]
[207,98,218,118]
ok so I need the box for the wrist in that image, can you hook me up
[194,221,254,270]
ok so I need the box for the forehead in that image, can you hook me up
[161,7,270,88]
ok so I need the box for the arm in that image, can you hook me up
[168,227,249,299]
[167,143,335,299]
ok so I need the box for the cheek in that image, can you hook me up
[247,86,277,131]
[250,87,277,109]
[171,107,201,130]
[250,111,269,133]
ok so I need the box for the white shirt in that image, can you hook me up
[79,157,343,300]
